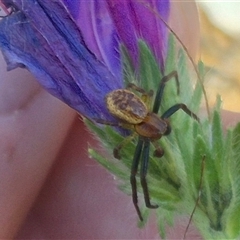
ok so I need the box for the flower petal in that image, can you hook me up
[0,0,122,121]
[106,0,170,68]
[63,0,169,80]
[63,0,122,83]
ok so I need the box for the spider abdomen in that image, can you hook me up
[106,89,148,124]
[135,113,169,139]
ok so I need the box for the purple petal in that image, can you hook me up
[63,0,121,83]
[106,0,170,68]
[0,0,122,121]
[62,0,169,82]
[61,0,80,19]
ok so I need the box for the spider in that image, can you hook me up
[96,71,199,221]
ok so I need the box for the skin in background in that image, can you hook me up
[0,1,239,239]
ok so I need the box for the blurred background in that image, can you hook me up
[197,1,240,112]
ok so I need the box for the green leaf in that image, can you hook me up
[225,202,240,238]
[230,123,240,199]
[211,110,224,174]
[120,44,136,86]
[189,60,206,112]
[138,40,162,92]
[165,33,176,74]
[177,48,192,104]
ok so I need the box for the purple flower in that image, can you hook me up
[0,0,169,121]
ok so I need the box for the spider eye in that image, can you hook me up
[164,125,171,135]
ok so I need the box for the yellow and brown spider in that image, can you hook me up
[96,71,199,221]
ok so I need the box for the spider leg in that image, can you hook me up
[161,103,199,122]
[152,140,165,158]
[130,138,144,221]
[153,71,179,114]
[94,118,137,159]
[140,139,158,209]
[127,83,147,94]
[94,118,134,130]
[94,119,120,126]
[127,83,154,107]
[113,133,137,159]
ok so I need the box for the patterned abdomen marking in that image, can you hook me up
[106,89,148,124]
